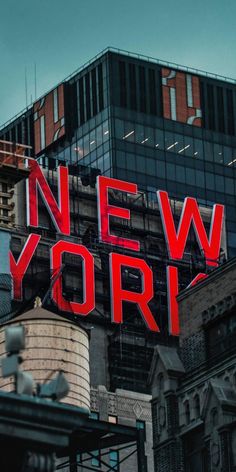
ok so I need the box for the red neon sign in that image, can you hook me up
[110,253,159,332]
[10,233,41,301]
[10,172,225,334]
[26,160,70,235]
[97,176,140,251]
[51,241,95,316]
[157,190,224,267]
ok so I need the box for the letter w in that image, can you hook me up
[157,190,224,267]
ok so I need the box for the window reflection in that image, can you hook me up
[96,156,104,173]
[145,127,154,146]
[227,157,236,167]
[204,142,213,161]
[115,119,124,139]
[176,165,185,183]
[104,152,110,171]
[103,120,109,141]
[83,134,90,157]
[223,146,232,166]
[165,131,175,150]
[136,124,145,144]
[156,161,166,179]
[54,116,236,175]
[186,167,196,186]
[178,144,190,154]
[96,125,103,147]
[214,143,223,164]
[114,119,236,168]
[196,170,205,188]
[123,121,135,141]
[73,138,84,162]
[184,136,193,157]
[89,129,96,152]
[193,139,203,159]
[175,134,184,154]
[154,129,164,149]
[68,120,110,168]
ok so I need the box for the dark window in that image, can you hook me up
[216,87,225,133]
[166,163,175,180]
[194,394,201,418]
[184,429,207,472]
[148,68,157,115]
[85,73,91,121]
[186,168,196,186]
[136,420,145,430]
[22,117,29,145]
[176,166,185,183]
[98,63,104,111]
[136,420,146,440]
[17,123,22,143]
[200,82,205,128]
[1,183,8,193]
[226,89,235,135]
[119,61,127,107]
[11,126,16,143]
[79,77,85,125]
[207,312,236,358]
[211,408,218,427]
[215,175,224,192]
[139,66,146,113]
[129,63,137,110]
[207,84,215,130]
[92,68,98,116]
[184,400,190,424]
[158,373,164,391]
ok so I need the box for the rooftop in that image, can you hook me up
[1,47,236,131]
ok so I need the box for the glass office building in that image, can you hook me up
[1,48,236,256]
[1,48,236,394]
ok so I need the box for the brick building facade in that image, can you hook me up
[150,258,236,471]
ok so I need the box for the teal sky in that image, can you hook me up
[1,0,236,126]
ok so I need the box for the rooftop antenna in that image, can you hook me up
[34,63,37,100]
[25,66,28,107]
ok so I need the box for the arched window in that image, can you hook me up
[194,394,201,418]
[184,400,190,424]
[158,373,164,391]
[211,407,218,427]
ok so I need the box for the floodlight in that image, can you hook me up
[16,371,34,396]
[5,326,25,353]
[2,354,20,377]
[39,372,69,401]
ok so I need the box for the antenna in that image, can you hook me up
[25,67,28,107]
[34,63,37,100]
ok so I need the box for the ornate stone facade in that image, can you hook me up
[150,258,236,472]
